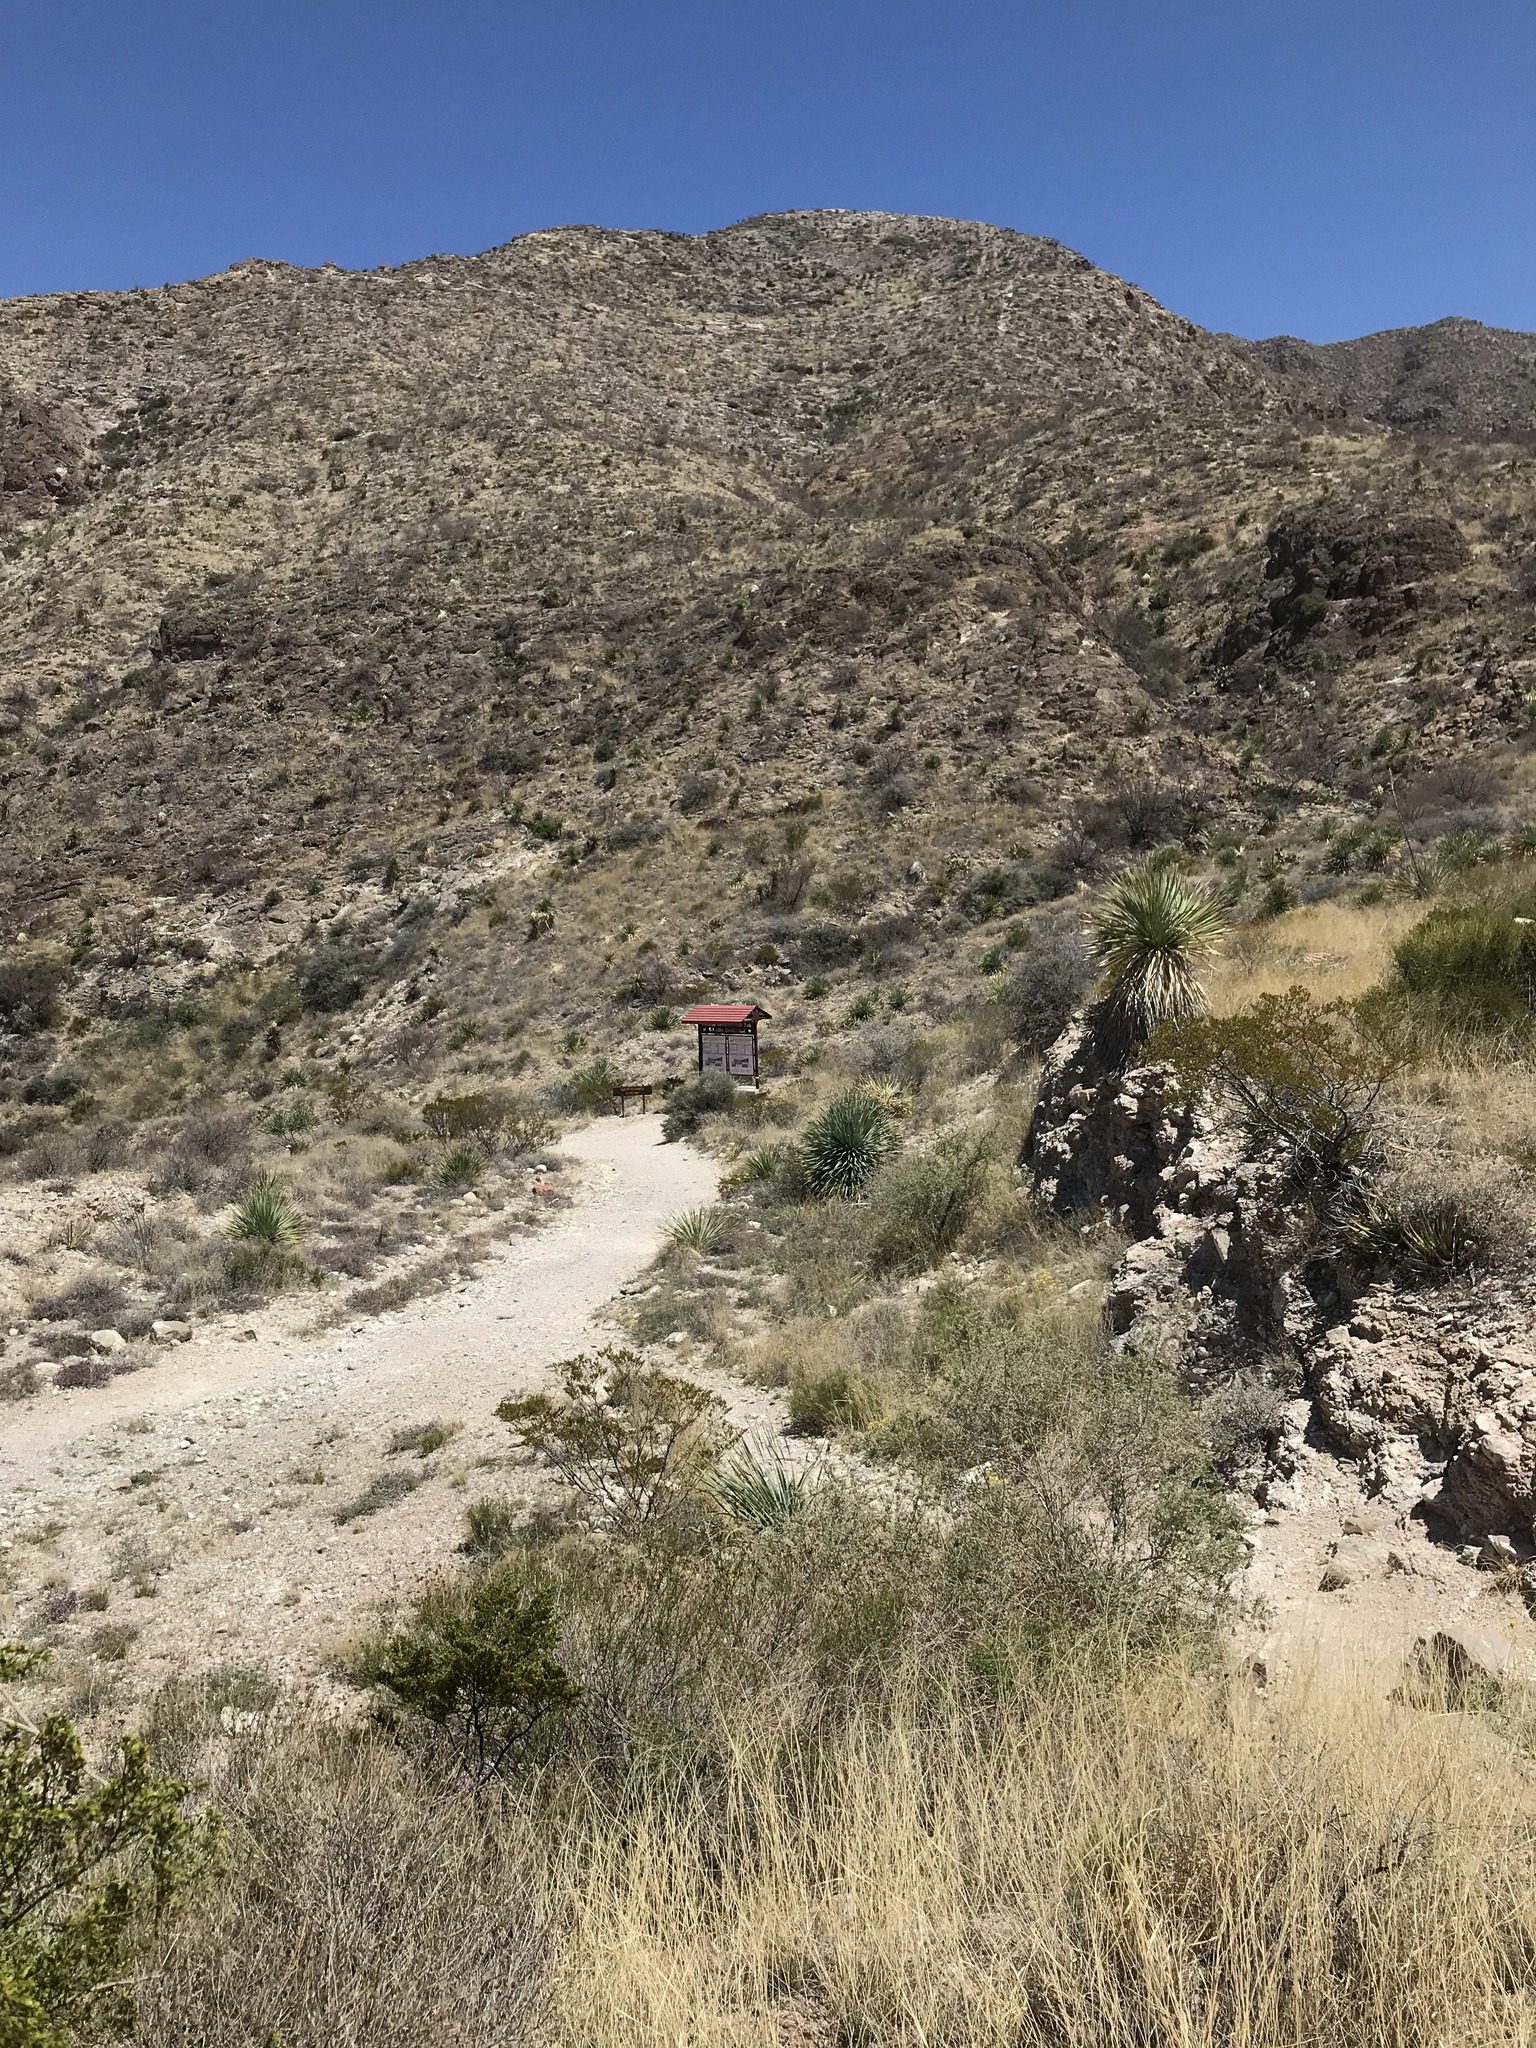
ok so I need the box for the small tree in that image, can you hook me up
[1091,860,1227,1045]
[0,1644,211,2045]
[498,1350,730,1534]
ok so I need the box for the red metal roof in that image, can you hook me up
[681,1003,770,1025]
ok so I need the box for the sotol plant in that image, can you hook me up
[227,1172,302,1247]
[1092,860,1228,1043]
[801,1090,897,1201]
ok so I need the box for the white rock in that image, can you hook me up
[88,1328,127,1355]
[151,1319,193,1343]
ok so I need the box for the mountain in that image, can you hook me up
[0,209,1533,1097]
[1244,316,1536,442]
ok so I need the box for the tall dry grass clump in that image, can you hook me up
[542,1665,1536,2048]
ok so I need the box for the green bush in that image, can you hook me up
[1153,987,1397,1189]
[801,1090,896,1200]
[434,1143,482,1190]
[568,1058,622,1112]
[866,1130,992,1272]
[665,1205,732,1256]
[660,1072,737,1141]
[0,1643,211,2045]
[227,1172,302,1247]
[1391,890,1536,1035]
[359,1567,577,1783]
[421,1090,554,1154]
[788,1365,881,1436]
[1345,1175,1525,1280]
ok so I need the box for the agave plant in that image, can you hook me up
[1091,860,1228,1041]
[665,1204,732,1256]
[704,1445,820,1532]
[801,1090,896,1201]
[228,1171,303,1248]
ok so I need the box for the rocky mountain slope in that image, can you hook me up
[1245,317,1536,442]
[1,209,1534,1108]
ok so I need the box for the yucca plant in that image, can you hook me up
[703,1445,820,1531]
[227,1172,303,1247]
[801,1090,896,1201]
[1092,860,1228,1043]
[665,1205,731,1257]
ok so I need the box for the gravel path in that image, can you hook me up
[0,1117,722,1700]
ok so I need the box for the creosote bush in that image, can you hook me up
[1153,985,1397,1190]
[497,1350,730,1535]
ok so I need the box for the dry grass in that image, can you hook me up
[143,1661,1536,2048]
[543,1666,1536,2048]
[1206,898,1421,1015]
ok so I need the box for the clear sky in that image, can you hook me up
[2,0,1532,340]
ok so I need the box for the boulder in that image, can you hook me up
[87,1328,127,1355]
[151,1318,194,1343]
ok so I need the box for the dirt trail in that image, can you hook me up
[0,1118,728,1698]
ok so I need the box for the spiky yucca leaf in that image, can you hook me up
[228,1171,303,1247]
[801,1090,897,1201]
[1092,863,1228,1040]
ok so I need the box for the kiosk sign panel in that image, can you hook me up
[682,1003,771,1088]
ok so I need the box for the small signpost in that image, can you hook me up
[680,1002,770,1087]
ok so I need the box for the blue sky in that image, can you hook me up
[2,0,1531,339]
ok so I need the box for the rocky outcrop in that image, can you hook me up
[1027,1016,1536,1547]
[1026,1015,1302,1377]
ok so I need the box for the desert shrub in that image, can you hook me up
[389,1418,461,1457]
[420,1089,552,1154]
[497,1350,729,1535]
[1202,1370,1292,1480]
[664,1205,732,1256]
[0,956,67,1038]
[866,1129,992,1272]
[334,1470,421,1525]
[1007,920,1095,1053]
[53,1355,119,1390]
[0,1363,38,1401]
[358,1566,578,1783]
[1346,1167,1530,1280]
[1092,859,1227,1045]
[30,1270,126,1324]
[257,1096,317,1137]
[221,1242,316,1298]
[463,1496,524,1557]
[801,1090,897,1200]
[0,1643,210,2045]
[1390,888,1536,1036]
[660,1072,737,1141]
[297,942,367,1013]
[227,1172,302,1247]
[788,1364,882,1436]
[158,1110,252,1199]
[1154,987,1397,1190]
